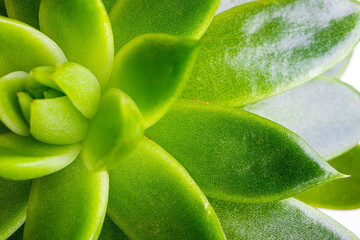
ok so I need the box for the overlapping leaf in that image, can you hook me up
[4,0,41,29]
[322,54,352,78]
[99,217,129,240]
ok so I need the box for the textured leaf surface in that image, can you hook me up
[110,0,220,51]
[0,178,30,240]
[297,146,360,210]
[106,34,200,128]
[108,138,225,240]
[146,100,342,203]
[211,198,359,240]
[24,158,109,240]
[99,216,129,240]
[39,0,113,88]
[4,0,41,28]
[0,133,81,180]
[243,77,360,160]
[322,54,352,78]
[182,0,360,106]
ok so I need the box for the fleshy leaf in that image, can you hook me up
[109,0,220,51]
[0,0,6,16]
[17,92,32,124]
[39,0,114,88]
[102,0,117,13]
[146,100,343,203]
[30,96,89,145]
[24,158,109,240]
[108,137,226,240]
[0,178,30,240]
[182,0,360,106]
[0,16,66,76]
[4,0,41,29]
[82,88,143,172]
[242,77,360,160]
[216,0,252,14]
[322,53,352,78]
[0,133,81,180]
[0,120,9,134]
[99,216,130,240]
[211,198,359,240]
[106,34,200,128]
[297,146,360,210]
[7,224,24,240]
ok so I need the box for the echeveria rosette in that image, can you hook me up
[0,0,360,240]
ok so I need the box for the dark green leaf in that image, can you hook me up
[99,216,130,240]
[0,0,6,16]
[4,0,41,29]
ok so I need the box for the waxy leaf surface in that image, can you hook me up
[4,0,41,29]
[108,138,225,240]
[211,198,359,240]
[0,133,81,180]
[216,0,252,14]
[146,100,342,203]
[99,216,129,240]
[322,54,352,78]
[182,0,360,106]
[24,158,109,240]
[243,77,360,160]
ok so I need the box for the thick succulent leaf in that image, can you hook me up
[99,216,130,240]
[182,0,360,106]
[7,224,24,240]
[4,0,41,29]
[30,96,89,145]
[0,133,81,180]
[297,146,360,210]
[110,0,220,51]
[146,100,343,203]
[108,137,226,240]
[82,88,143,172]
[211,198,359,240]
[24,158,109,240]
[216,0,252,14]
[0,17,66,76]
[0,0,6,16]
[0,121,9,133]
[102,0,117,13]
[39,0,114,88]
[322,54,352,78]
[0,72,29,136]
[106,34,200,128]
[243,77,360,160]
[17,92,32,124]
[0,178,30,240]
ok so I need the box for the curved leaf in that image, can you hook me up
[106,34,200,128]
[146,100,343,203]
[39,0,113,88]
[102,0,117,13]
[24,158,109,240]
[17,92,32,124]
[322,53,352,78]
[297,146,360,210]
[182,0,360,106]
[0,16,66,77]
[110,0,220,51]
[0,133,81,180]
[108,138,226,240]
[0,121,9,134]
[4,0,41,29]
[0,178,30,240]
[242,77,360,160]
[7,224,24,240]
[211,198,359,240]
[99,216,129,240]
[216,0,252,14]
[82,88,143,172]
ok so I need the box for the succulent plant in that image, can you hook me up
[1,0,360,239]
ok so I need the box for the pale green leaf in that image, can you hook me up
[322,54,352,78]
[16,92,32,124]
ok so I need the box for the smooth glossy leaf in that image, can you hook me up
[297,146,360,210]
[106,34,200,128]
[24,158,109,240]
[146,100,343,203]
[108,137,226,240]
[242,77,360,160]
[30,96,89,145]
[0,133,81,180]
[4,0,41,29]
[322,53,352,78]
[182,0,360,106]
[39,0,114,88]
[0,178,30,240]
[17,92,32,124]
[110,0,220,51]
[211,198,359,240]
[82,88,143,172]
[0,17,66,77]
[99,216,129,240]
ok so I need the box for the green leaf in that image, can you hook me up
[322,53,353,78]
[24,158,109,240]
[0,133,81,180]
[106,34,200,128]
[0,120,9,134]
[43,89,64,99]
[0,16,66,77]
[0,0,6,16]
[216,0,252,14]
[210,198,359,240]
[17,92,32,124]
[297,146,360,210]
[108,137,226,240]
[146,100,343,203]
[242,77,360,160]
[39,0,114,88]
[109,0,220,51]
[0,178,30,240]
[4,0,41,29]
[99,216,130,240]
[30,96,89,145]
[7,224,24,240]
[182,0,360,106]
[82,88,143,172]
[102,0,117,13]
